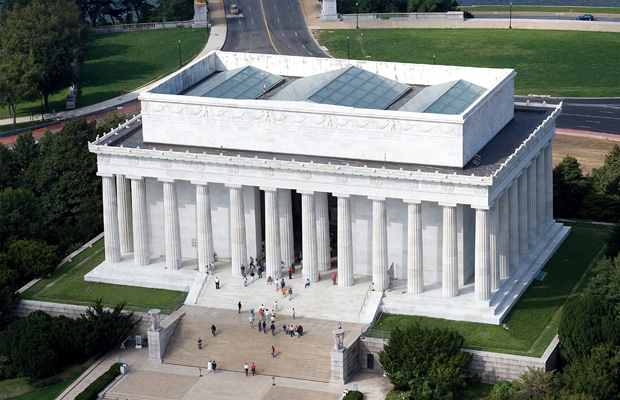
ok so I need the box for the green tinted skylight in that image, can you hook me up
[399,80,486,115]
[182,66,284,100]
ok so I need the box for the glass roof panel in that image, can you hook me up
[180,66,284,99]
[399,79,487,115]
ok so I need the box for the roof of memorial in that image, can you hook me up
[399,79,487,115]
[180,66,284,100]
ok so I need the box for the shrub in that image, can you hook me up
[75,362,121,400]
[343,390,363,400]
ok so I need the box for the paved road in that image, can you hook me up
[221,0,326,57]
[474,13,620,22]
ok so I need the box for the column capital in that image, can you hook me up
[225,183,243,189]
[158,177,176,183]
[297,189,315,195]
[472,205,490,211]
[191,180,209,186]
[404,199,422,205]
[97,172,116,178]
[333,193,350,198]
[368,196,386,202]
[259,187,278,192]
[438,202,457,208]
[126,175,145,181]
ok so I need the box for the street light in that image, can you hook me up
[178,39,182,67]
[509,2,512,29]
[347,36,350,59]
[356,2,359,29]
[433,54,436,65]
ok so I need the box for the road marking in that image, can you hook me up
[295,32,298,36]
[282,32,284,36]
[601,111,613,114]
[302,45,306,48]
[585,120,601,123]
[309,52,313,56]
[278,18,280,23]
[577,125,591,129]
[252,19,254,24]
[563,113,620,121]
[259,0,281,55]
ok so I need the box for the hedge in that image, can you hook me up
[343,390,364,400]
[75,362,121,400]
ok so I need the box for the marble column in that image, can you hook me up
[527,162,537,246]
[407,201,424,294]
[536,151,546,234]
[545,143,554,225]
[508,179,519,268]
[278,189,294,268]
[518,170,529,256]
[316,192,331,272]
[301,192,318,283]
[372,198,388,291]
[116,174,133,254]
[101,174,121,263]
[229,185,247,277]
[499,191,510,279]
[130,177,150,266]
[264,188,281,280]
[162,180,182,270]
[489,201,500,291]
[337,195,354,287]
[441,204,458,298]
[474,208,491,301]
[195,183,214,273]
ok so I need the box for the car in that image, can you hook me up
[576,14,595,21]
[230,4,239,15]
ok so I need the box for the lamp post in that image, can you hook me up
[178,39,182,67]
[509,2,512,29]
[347,36,350,59]
[356,2,359,29]
[433,54,436,65]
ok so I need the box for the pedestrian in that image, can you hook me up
[199,368,202,377]
[281,286,286,298]
[280,278,285,289]
[267,276,273,285]
[198,337,202,349]
[207,360,213,373]
[270,314,275,324]
[288,268,292,279]
[212,360,217,373]
[265,308,270,320]
[250,256,255,267]
[337,322,342,329]
[251,362,256,376]
[270,322,275,336]
[243,276,247,287]
[211,324,216,336]
[238,301,242,314]
[259,320,263,332]
[250,271,255,284]
[332,272,337,285]
[257,265,263,279]
[241,264,245,276]
[262,320,267,334]
[273,301,278,312]
[249,315,254,328]
[211,262,215,274]
[244,363,249,377]
[215,276,220,289]
[288,287,293,300]
[289,324,294,337]
[292,308,295,320]
[304,278,310,289]
[271,345,275,358]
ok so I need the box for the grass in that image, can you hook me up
[4,361,93,400]
[369,221,613,357]
[316,29,620,97]
[460,6,620,14]
[21,237,185,314]
[0,378,30,397]
[0,27,208,120]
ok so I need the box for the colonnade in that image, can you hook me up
[98,143,553,301]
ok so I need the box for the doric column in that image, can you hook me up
[372,198,388,291]
[508,178,519,268]
[499,190,510,279]
[116,174,133,254]
[518,170,529,256]
[316,192,331,272]
[301,192,318,283]
[474,208,491,301]
[336,194,353,287]
[545,143,554,225]
[195,183,214,273]
[263,188,281,280]
[407,201,424,294]
[101,174,121,263]
[130,177,150,266]
[161,179,182,270]
[229,185,247,277]
[528,162,537,246]
[536,152,546,234]
[441,203,458,298]
[278,189,294,268]
[489,201,500,291]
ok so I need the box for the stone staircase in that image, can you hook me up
[160,311,334,382]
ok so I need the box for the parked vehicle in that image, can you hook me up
[230,4,239,15]
[576,14,595,21]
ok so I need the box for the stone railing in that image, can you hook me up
[92,20,194,34]
[148,309,185,362]
[341,11,464,21]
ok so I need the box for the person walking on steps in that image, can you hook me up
[238,301,242,314]
[198,338,202,349]
[212,360,217,373]
[288,287,293,300]
[292,308,295,320]
[211,324,216,336]
[251,362,256,376]
[271,345,275,358]
[244,363,249,377]
[215,276,220,289]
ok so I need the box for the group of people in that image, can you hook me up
[283,324,304,337]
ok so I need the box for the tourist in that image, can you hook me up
[292,308,295,320]
[288,287,293,300]
[298,325,303,337]
[337,322,342,330]
[198,337,202,349]
[215,276,220,289]
[280,278,285,289]
[332,272,337,285]
[251,362,256,376]
[288,267,293,279]
[289,324,294,337]
[262,320,266,334]
[250,271,255,284]
[270,322,275,336]
[271,345,275,358]
[212,360,217,373]
[270,314,275,324]
[250,256,255,267]
[283,324,288,334]
[257,265,263,278]
[273,301,278,312]
[211,262,215,274]
[207,360,212,373]
[243,276,247,287]
[258,307,264,320]
[211,324,216,336]
[249,314,254,328]
[241,264,245,276]
[305,278,310,289]
[265,309,270,320]
[238,301,242,314]
[244,362,249,377]
[281,286,286,298]
[250,308,254,317]
[259,321,263,333]
[267,276,273,285]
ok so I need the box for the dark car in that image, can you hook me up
[576,14,595,21]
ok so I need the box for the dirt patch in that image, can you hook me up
[552,134,617,173]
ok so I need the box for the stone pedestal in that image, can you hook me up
[321,0,340,21]
[193,0,208,28]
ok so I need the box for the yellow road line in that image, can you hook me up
[259,0,280,55]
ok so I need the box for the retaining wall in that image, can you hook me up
[148,309,185,362]
[92,20,193,34]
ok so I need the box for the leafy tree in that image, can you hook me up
[591,145,620,198]
[605,224,620,258]
[588,256,620,315]
[7,240,59,282]
[0,1,88,108]
[489,380,519,400]
[84,298,138,356]
[553,156,591,219]
[77,0,109,27]
[11,132,39,176]
[559,344,620,400]
[513,367,556,399]
[0,257,19,330]
[0,51,41,124]
[0,144,19,189]
[158,0,193,21]
[379,323,471,399]
[0,187,42,250]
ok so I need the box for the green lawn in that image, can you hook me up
[317,29,620,97]
[0,27,208,120]
[461,6,620,14]
[21,237,185,314]
[369,221,613,356]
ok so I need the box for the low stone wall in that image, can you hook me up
[356,335,560,384]
[148,309,185,362]
[341,11,464,21]
[13,299,153,337]
[331,337,361,384]
[92,20,193,34]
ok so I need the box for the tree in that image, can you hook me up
[158,0,193,21]
[591,145,620,198]
[7,240,59,282]
[378,323,472,399]
[0,1,88,108]
[0,144,19,189]
[83,298,138,355]
[559,344,620,400]
[77,0,109,27]
[553,155,591,219]
[0,51,41,124]
[0,187,42,250]
[514,367,556,399]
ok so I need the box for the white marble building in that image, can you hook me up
[89,51,568,324]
